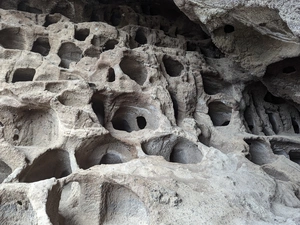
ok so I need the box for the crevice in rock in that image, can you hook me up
[244,139,275,165]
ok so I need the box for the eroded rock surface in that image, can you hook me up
[0,0,299,224]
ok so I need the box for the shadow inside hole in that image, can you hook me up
[58,43,82,69]
[31,37,50,56]
[74,28,90,41]
[91,94,105,126]
[103,39,118,51]
[208,102,231,126]
[112,118,132,132]
[107,68,115,82]
[289,150,300,164]
[19,149,72,183]
[264,92,285,104]
[119,56,147,85]
[12,68,35,83]
[0,27,26,50]
[163,55,183,77]
[224,24,235,33]
[137,116,146,129]
[135,28,147,45]
[282,66,296,74]
[99,153,122,164]
[43,14,61,27]
[292,117,300,134]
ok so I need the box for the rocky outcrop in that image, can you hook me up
[0,0,299,224]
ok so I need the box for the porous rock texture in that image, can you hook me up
[0,0,299,224]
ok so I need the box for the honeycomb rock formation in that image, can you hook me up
[0,0,299,224]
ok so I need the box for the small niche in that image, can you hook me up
[110,8,122,26]
[43,14,61,27]
[289,150,300,164]
[264,92,285,104]
[12,68,35,83]
[103,39,118,51]
[163,55,183,77]
[282,66,296,74]
[119,56,147,85]
[208,102,232,126]
[31,37,50,56]
[74,28,90,41]
[107,68,115,82]
[99,153,122,164]
[136,116,147,129]
[58,42,82,69]
[0,27,26,50]
[135,28,147,45]
[224,25,235,33]
[91,94,105,126]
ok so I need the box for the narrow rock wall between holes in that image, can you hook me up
[0,0,299,224]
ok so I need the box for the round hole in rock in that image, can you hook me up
[107,68,115,82]
[163,55,183,77]
[136,116,146,129]
[135,28,147,45]
[74,28,90,41]
[224,25,235,33]
[99,153,122,164]
[282,66,296,74]
[103,39,118,51]
[119,56,147,85]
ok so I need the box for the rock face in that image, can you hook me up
[0,0,299,224]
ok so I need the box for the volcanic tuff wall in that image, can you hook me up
[0,0,299,224]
